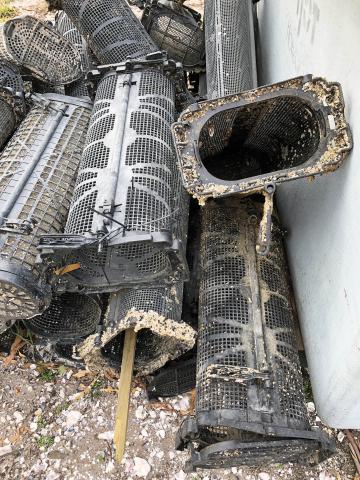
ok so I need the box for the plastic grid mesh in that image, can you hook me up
[64,67,189,291]
[190,439,322,469]
[0,95,92,322]
[0,62,25,150]
[0,61,23,92]
[0,16,82,86]
[205,0,257,99]
[195,199,309,448]
[101,283,184,370]
[55,11,90,97]
[61,0,157,64]
[199,96,321,181]
[0,94,19,151]
[148,357,196,397]
[142,0,205,68]
[27,293,101,341]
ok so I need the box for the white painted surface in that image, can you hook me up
[257,0,360,427]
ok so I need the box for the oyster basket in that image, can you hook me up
[27,293,101,341]
[39,59,189,293]
[172,76,352,203]
[78,283,196,376]
[0,15,82,85]
[55,11,90,97]
[56,0,157,64]
[141,0,205,69]
[204,0,257,99]
[0,94,92,327]
[177,198,334,470]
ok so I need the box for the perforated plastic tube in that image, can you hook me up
[0,94,92,327]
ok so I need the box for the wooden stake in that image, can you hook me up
[114,328,137,463]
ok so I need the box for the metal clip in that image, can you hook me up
[0,217,37,235]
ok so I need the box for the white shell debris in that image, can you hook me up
[64,410,83,427]
[133,457,151,478]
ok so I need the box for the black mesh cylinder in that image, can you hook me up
[40,62,189,292]
[204,0,257,99]
[0,16,82,86]
[141,0,205,69]
[79,283,196,375]
[0,61,25,151]
[55,11,90,97]
[172,76,352,202]
[0,94,92,327]
[27,293,101,341]
[177,198,333,469]
[57,0,157,64]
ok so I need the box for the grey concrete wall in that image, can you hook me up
[257,0,360,427]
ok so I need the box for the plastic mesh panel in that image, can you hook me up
[199,96,321,180]
[0,63,25,150]
[63,67,189,291]
[0,94,18,151]
[27,293,101,341]
[142,0,205,68]
[0,94,92,322]
[0,61,23,92]
[188,439,324,469]
[61,0,157,64]
[0,16,82,85]
[148,357,196,398]
[205,0,257,99]
[55,11,90,97]
[194,198,309,450]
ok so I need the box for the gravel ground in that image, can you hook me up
[0,354,356,480]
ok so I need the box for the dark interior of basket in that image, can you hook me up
[198,96,322,181]
[102,328,170,370]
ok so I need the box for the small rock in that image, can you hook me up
[64,410,82,427]
[307,402,316,413]
[135,406,147,420]
[168,452,175,460]
[258,473,270,480]
[0,445,12,457]
[159,411,167,422]
[175,470,187,480]
[133,457,151,478]
[178,396,190,411]
[141,429,148,437]
[319,472,335,480]
[337,431,345,443]
[29,422,37,433]
[45,470,60,480]
[157,429,165,439]
[97,431,113,441]
[13,412,24,424]
[105,461,115,473]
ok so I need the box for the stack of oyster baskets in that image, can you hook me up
[0,0,352,470]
